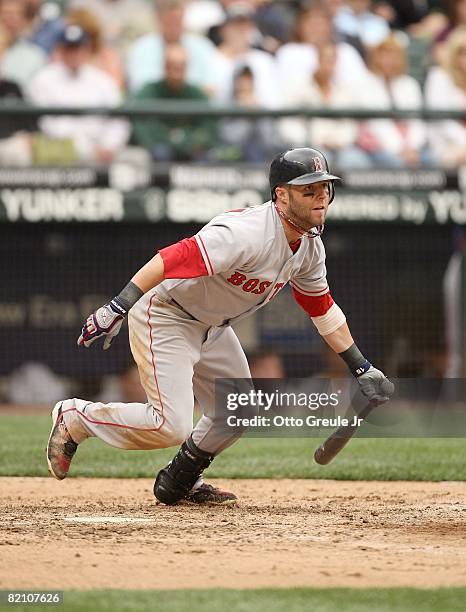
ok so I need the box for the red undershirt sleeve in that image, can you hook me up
[292,287,334,317]
[159,237,209,279]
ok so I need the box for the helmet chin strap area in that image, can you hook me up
[274,202,324,238]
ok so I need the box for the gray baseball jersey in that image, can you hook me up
[161,201,329,326]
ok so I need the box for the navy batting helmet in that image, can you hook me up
[269,148,341,203]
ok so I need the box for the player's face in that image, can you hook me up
[285,182,331,228]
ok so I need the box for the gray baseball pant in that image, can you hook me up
[62,290,251,455]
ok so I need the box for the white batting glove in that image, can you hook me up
[77,299,126,350]
[357,366,395,404]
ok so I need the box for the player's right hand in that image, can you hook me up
[356,366,394,404]
[77,300,126,350]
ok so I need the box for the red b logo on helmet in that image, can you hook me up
[313,156,323,172]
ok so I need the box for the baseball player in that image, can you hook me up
[47,147,394,505]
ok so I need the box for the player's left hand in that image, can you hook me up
[356,366,394,404]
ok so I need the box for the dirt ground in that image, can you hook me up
[0,477,465,590]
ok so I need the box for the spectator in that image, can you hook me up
[355,34,429,168]
[322,0,345,19]
[434,0,466,63]
[334,0,390,48]
[0,76,29,135]
[0,76,35,165]
[131,43,216,161]
[314,343,351,378]
[206,0,295,52]
[65,7,125,89]
[322,0,365,57]
[97,363,148,403]
[0,0,47,88]
[374,2,445,82]
[217,65,281,161]
[118,363,147,402]
[276,2,368,90]
[249,0,296,51]
[425,27,466,167]
[68,0,154,57]
[373,0,428,29]
[207,0,259,47]
[248,348,285,379]
[438,0,466,40]
[8,362,70,406]
[280,41,369,169]
[126,0,219,94]
[184,0,225,37]
[214,3,279,107]
[27,24,129,165]
[374,1,447,36]
[25,0,64,54]
[407,1,447,41]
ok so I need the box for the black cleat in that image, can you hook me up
[154,437,213,505]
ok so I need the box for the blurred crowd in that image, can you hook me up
[0,0,464,168]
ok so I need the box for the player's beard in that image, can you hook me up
[287,191,328,231]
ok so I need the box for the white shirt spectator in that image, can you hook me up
[214,49,279,108]
[184,0,225,35]
[8,362,70,406]
[355,71,426,157]
[27,62,129,163]
[425,66,466,167]
[0,39,47,88]
[276,41,368,89]
[280,78,359,149]
[69,0,155,54]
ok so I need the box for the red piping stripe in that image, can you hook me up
[146,294,165,431]
[197,235,214,276]
[62,407,165,432]
[290,280,329,296]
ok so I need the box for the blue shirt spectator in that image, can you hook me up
[335,0,390,47]
[27,0,65,54]
[126,0,219,94]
